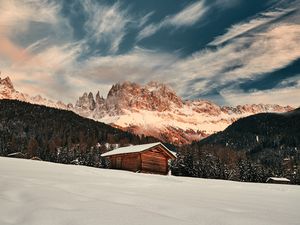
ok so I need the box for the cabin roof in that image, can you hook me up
[101,142,176,158]
[7,152,25,157]
[267,177,290,182]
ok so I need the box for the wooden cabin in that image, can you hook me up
[101,142,176,175]
[266,177,290,184]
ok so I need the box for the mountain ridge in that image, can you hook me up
[0,76,294,145]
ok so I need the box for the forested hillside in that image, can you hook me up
[0,99,158,166]
[1,99,299,184]
[173,108,300,184]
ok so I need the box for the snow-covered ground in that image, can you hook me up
[0,157,299,225]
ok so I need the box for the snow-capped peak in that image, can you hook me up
[0,75,71,110]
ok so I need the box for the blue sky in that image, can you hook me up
[0,0,299,106]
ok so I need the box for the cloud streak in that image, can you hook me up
[209,7,296,46]
[172,23,300,101]
[137,1,207,40]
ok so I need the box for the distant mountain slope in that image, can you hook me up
[0,76,294,145]
[172,109,300,183]
[0,99,157,166]
[198,108,300,151]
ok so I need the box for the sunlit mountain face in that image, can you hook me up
[0,0,299,106]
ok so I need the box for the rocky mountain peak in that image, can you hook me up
[88,92,96,110]
[75,92,97,111]
[105,81,183,112]
[146,81,175,93]
[88,92,93,98]
[107,82,140,98]
[95,91,105,105]
[146,81,183,108]
[0,76,15,91]
[32,95,44,102]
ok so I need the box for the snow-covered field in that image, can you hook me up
[0,157,299,225]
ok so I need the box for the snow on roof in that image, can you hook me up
[267,177,290,182]
[101,142,176,158]
[7,152,24,157]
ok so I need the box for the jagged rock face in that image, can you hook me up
[76,92,88,109]
[75,92,96,110]
[189,100,222,116]
[95,91,105,105]
[0,77,15,91]
[88,92,96,110]
[105,81,183,113]
[0,76,26,101]
[0,76,294,145]
[0,77,15,98]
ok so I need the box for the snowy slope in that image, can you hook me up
[0,157,299,225]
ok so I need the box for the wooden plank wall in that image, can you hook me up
[121,153,140,172]
[141,147,168,174]
[108,145,172,174]
[110,157,116,168]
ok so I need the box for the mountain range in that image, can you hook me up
[0,76,294,145]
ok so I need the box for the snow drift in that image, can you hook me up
[0,157,299,225]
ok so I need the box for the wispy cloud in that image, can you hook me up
[0,0,60,32]
[209,7,295,46]
[173,23,300,100]
[166,1,207,27]
[137,1,207,40]
[0,0,62,63]
[137,0,240,41]
[138,11,155,28]
[82,0,132,53]
[0,0,82,101]
[76,47,178,85]
[2,40,84,101]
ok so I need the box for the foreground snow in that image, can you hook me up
[0,157,299,225]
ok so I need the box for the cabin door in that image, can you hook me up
[116,157,122,169]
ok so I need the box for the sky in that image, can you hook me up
[0,0,299,106]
